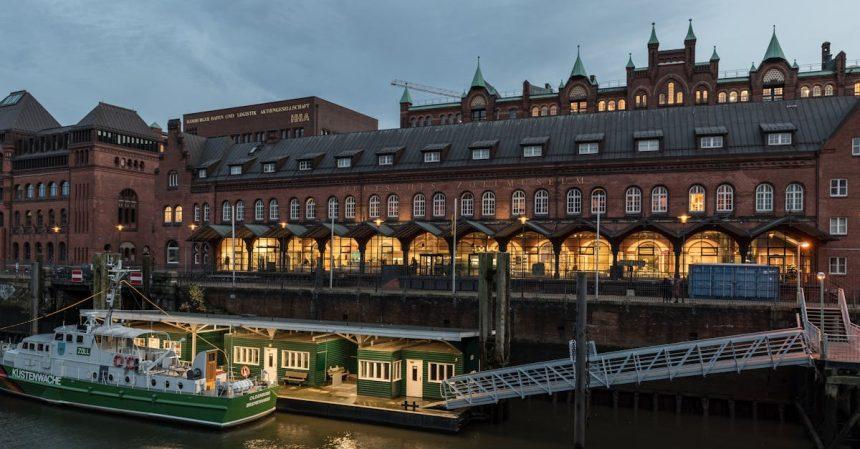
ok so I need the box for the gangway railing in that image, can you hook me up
[441,327,812,409]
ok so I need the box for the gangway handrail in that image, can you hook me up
[837,289,855,337]
[799,288,822,353]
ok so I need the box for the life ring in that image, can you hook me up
[125,356,138,371]
[113,354,124,368]
[240,365,250,378]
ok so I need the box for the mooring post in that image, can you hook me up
[574,271,587,449]
[477,253,493,370]
[494,252,511,368]
[29,259,43,335]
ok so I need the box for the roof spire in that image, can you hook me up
[470,56,487,89]
[792,59,799,69]
[648,22,659,46]
[762,25,787,62]
[399,85,412,104]
[626,52,635,69]
[750,61,756,71]
[710,46,720,61]
[685,18,696,41]
[570,45,588,78]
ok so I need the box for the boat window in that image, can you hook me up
[55,333,63,341]
[37,344,44,351]
[76,335,83,344]
[65,335,73,342]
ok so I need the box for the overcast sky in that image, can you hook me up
[1,0,856,130]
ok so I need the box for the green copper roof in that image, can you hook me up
[762,26,787,62]
[685,19,696,41]
[750,62,756,71]
[399,86,412,104]
[470,57,487,89]
[710,46,720,61]
[570,45,588,78]
[792,59,799,69]
[559,79,565,90]
[648,23,659,45]
[626,53,635,69]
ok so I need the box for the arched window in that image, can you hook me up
[598,100,606,112]
[481,191,496,216]
[193,204,200,222]
[432,193,446,217]
[37,183,45,198]
[786,183,804,212]
[290,198,300,220]
[618,99,626,110]
[328,197,339,219]
[740,90,749,102]
[222,201,232,221]
[607,100,616,111]
[812,85,822,97]
[531,106,539,117]
[344,196,356,219]
[590,189,606,215]
[540,105,548,116]
[460,192,474,217]
[512,190,526,216]
[625,187,642,214]
[117,189,138,226]
[718,92,727,103]
[534,189,549,215]
[566,189,581,215]
[268,199,278,221]
[368,195,381,218]
[26,184,34,199]
[61,181,69,197]
[36,210,43,226]
[48,209,55,226]
[762,69,785,101]
[755,184,773,212]
[549,104,558,115]
[660,81,683,105]
[305,198,316,219]
[163,206,173,224]
[412,194,425,218]
[824,84,834,96]
[387,194,399,219]
[167,170,179,188]
[695,88,709,104]
[634,92,648,108]
[203,203,210,222]
[174,205,183,223]
[716,184,734,212]
[688,185,705,212]
[254,199,264,221]
[855,82,860,96]
[235,200,244,221]
[729,91,738,103]
[651,186,668,213]
[800,86,810,98]
[47,182,57,197]
[166,241,179,265]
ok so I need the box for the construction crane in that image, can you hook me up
[390,79,462,99]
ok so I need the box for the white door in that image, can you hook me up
[406,359,422,398]
[263,347,278,385]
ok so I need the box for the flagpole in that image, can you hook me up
[452,198,457,295]
[595,209,600,300]
[330,214,335,289]
[231,205,236,288]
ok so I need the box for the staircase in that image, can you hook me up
[806,306,849,342]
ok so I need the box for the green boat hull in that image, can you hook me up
[0,364,276,428]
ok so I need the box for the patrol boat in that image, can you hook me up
[0,261,276,428]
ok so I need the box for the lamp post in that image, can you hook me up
[374,218,383,292]
[188,224,198,273]
[279,222,287,271]
[817,272,826,329]
[519,215,528,299]
[51,225,61,266]
[797,241,810,300]
[678,214,689,277]
[115,224,124,261]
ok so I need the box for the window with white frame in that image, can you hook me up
[512,190,526,216]
[785,183,804,212]
[471,148,490,160]
[830,217,848,235]
[716,184,734,212]
[281,350,309,370]
[222,201,232,221]
[566,189,582,215]
[254,200,264,221]
[336,158,351,168]
[829,257,847,275]
[203,203,210,222]
[578,142,599,154]
[198,169,207,179]
[852,137,860,156]
[387,195,399,218]
[625,187,641,214]
[767,133,792,146]
[700,136,724,149]
[233,346,260,365]
[193,204,200,222]
[378,154,394,166]
[459,192,474,216]
[428,362,455,383]
[328,197,339,219]
[689,185,705,212]
[168,171,179,187]
[424,151,441,163]
[534,190,549,215]
[392,360,402,381]
[591,189,606,215]
[755,184,773,212]
[236,200,244,221]
[368,195,381,218]
[269,199,279,221]
[637,139,660,152]
[262,162,276,173]
[290,199,300,220]
[298,160,312,170]
[162,340,182,357]
[344,196,356,219]
[523,145,543,158]
[651,186,668,213]
[830,179,848,197]
[163,206,173,224]
[482,191,496,216]
[432,193,446,217]
[413,194,425,217]
[305,198,316,219]
[358,360,391,381]
[229,165,242,175]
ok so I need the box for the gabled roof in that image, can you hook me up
[762,26,787,62]
[0,90,60,132]
[77,102,153,137]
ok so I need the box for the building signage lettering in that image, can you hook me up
[186,103,310,125]
[11,368,61,386]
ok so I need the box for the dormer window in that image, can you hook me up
[262,162,275,173]
[197,169,207,179]
[637,139,659,152]
[767,133,792,146]
[298,160,312,170]
[578,142,598,154]
[378,154,394,166]
[471,148,490,160]
[229,165,242,175]
[336,158,351,168]
[523,145,542,158]
[700,136,724,149]
[424,151,441,163]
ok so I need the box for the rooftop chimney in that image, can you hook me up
[167,118,181,132]
[821,41,832,65]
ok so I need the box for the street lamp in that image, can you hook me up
[51,225,61,266]
[279,222,286,271]
[115,224,124,261]
[817,272,826,330]
[797,241,810,300]
[678,214,690,278]
[518,215,528,299]
[374,218,383,292]
[188,224,198,273]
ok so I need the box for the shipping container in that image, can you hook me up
[688,263,779,300]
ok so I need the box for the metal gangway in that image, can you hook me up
[441,292,826,409]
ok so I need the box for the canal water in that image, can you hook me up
[0,395,809,448]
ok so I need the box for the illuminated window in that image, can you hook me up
[531,106,539,117]
[695,89,708,104]
[549,105,558,115]
[688,185,705,212]
[812,85,822,97]
[824,85,834,96]
[651,186,668,213]
[800,86,810,98]
[718,92,727,103]
[729,91,738,103]
[740,90,749,102]
[618,99,626,110]
[570,101,587,113]
[634,93,648,108]
[607,100,616,111]
[598,101,606,112]
[163,206,173,224]
[855,82,860,96]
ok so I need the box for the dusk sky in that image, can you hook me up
[1,0,856,130]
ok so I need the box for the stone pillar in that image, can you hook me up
[358,241,367,274]
[552,241,562,279]
[673,246,682,278]
[738,240,751,263]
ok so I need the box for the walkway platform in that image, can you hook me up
[276,382,469,432]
